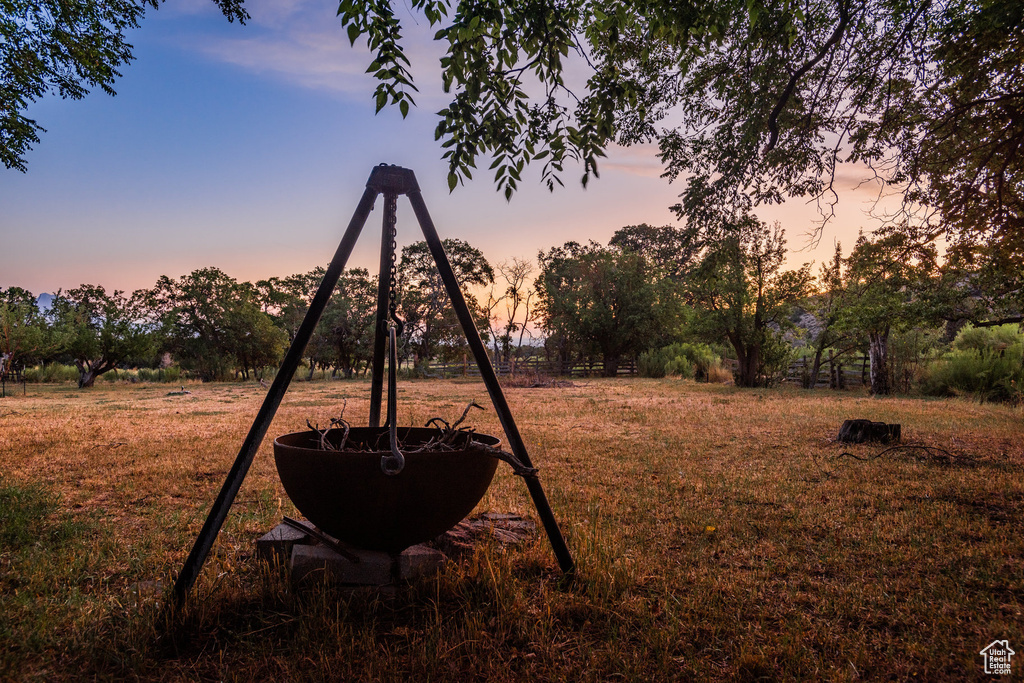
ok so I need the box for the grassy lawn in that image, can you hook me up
[1,378,1021,681]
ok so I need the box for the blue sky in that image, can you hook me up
[0,0,885,297]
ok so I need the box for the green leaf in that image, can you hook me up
[346,23,361,46]
[447,172,458,191]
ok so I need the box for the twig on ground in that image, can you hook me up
[835,443,975,465]
[809,441,980,481]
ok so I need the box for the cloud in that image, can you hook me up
[194,31,371,95]
[172,0,448,102]
[600,143,667,178]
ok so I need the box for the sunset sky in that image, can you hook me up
[0,0,893,297]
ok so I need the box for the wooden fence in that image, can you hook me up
[785,354,870,388]
[425,356,637,379]
[427,353,871,386]
[0,366,26,397]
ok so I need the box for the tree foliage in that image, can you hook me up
[0,286,52,372]
[2,0,248,171]
[145,267,284,381]
[608,223,699,282]
[835,232,939,394]
[341,0,1021,254]
[49,284,152,387]
[932,241,1024,330]
[398,238,493,367]
[685,216,812,387]
[536,240,681,376]
[486,257,536,365]
[800,243,854,388]
[317,268,378,378]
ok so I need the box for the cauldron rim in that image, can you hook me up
[273,425,500,453]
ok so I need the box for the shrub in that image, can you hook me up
[680,343,720,381]
[750,331,798,388]
[923,324,1024,402]
[665,356,694,379]
[952,323,1022,353]
[706,361,734,384]
[638,347,672,378]
[101,370,123,383]
[639,342,721,381]
[135,366,182,383]
[23,364,78,384]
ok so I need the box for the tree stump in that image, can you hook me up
[837,419,901,444]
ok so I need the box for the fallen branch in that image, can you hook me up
[834,443,975,466]
[810,441,980,481]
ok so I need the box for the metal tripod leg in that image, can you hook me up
[172,185,380,603]
[406,190,576,576]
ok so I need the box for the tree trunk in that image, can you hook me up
[868,329,890,395]
[602,354,620,377]
[76,358,111,388]
[732,342,761,387]
[808,345,825,389]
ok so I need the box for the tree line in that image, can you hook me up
[3,217,1019,395]
[537,216,1022,394]
[0,238,496,388]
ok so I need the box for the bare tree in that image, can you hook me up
[494,258,537,367]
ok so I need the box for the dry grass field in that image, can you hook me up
[1,378,1022,681]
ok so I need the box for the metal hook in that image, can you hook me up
[381,324,405,476]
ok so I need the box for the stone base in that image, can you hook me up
[256,521,446,587]
[255,522,311,566]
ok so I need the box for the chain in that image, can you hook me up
[381,193,405,475]
[385,193,403,334]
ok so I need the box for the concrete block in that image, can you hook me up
[291,544,394,585]
[396,544,446,580]
[256,522,312,565]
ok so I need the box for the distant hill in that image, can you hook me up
[36,293,54,312]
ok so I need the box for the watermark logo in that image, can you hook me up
[980,640,1015,676]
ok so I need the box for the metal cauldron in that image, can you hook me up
[274,426,499,552]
